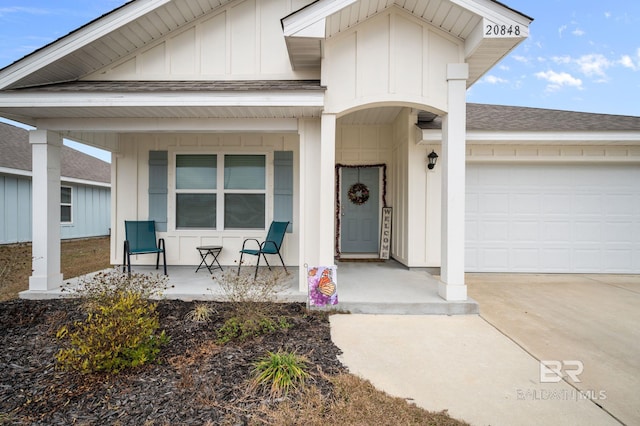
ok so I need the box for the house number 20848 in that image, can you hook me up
[486,24,521,36]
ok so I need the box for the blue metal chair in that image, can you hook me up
[238,221,289,278]
[123,220,167,275]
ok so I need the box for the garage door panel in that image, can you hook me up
[466,164,640,273]
[542,221,571,241]
[510,221,539,241]
[604,222,634,242]
[480,221,509,241]
[543,194,571,214]
[540,248,573,270]
[574,221,602,241]
[574,194,602,215]
[512,193,541,213]
[466,219,479,240]
[604,249,633,271]
[605,195,635,216]
[481,248,510,270]
[480,193,509,214]
[573,249,603,271]
[511,248,539,270]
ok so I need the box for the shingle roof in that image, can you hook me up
[0,122,110,184]
[419,103,640,131]
[10,80,325,93]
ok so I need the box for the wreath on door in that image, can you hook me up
[347,182,370,205]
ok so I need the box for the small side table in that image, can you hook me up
[195,245,223,273]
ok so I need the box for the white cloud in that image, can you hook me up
[619,55,637,71]
[512,55,529,64]
[576,54,611,78]
[0,7,50,18]
[572,28,585,36]
[558,25,567,38]
[619,49,640,71]
[484,75,508,84]
[551,55,572,64]
[604,11,611,19]
[535,70,583,92]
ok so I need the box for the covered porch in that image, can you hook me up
[20,260,478,315]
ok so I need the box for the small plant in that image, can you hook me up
[213,268,292,344]
[185,303,215,323]
[252,350,310,397]
[55,269,169,374]
[216,315,291,344]
[214,267,287,307]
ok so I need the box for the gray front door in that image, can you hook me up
[340,167,379,253]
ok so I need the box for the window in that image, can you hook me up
[175,154,266,230]
[61,186,72,223]
[175,155,217,228]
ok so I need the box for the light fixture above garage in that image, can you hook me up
[427,150,438,170]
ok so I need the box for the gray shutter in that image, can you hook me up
[149,151,168,232]
[273,151,293,232]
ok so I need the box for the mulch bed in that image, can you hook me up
[0,299,346,425]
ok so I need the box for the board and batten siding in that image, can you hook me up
[0,173,110,244]
[323,7,462,115]
[113,132,298,267]
[84,0,317,81]
[0,174,31,244]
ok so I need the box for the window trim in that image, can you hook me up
[171,151,271,232]
[61,185,72,224]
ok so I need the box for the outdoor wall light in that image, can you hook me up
[427,150,438,170]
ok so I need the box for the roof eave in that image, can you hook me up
[0,0,171,90]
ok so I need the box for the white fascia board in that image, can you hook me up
[0,0,172,90]
[0,166,31,178]
[282,0,357,37]
[450,0,532,27]
[38,117,300,133]
[0,91,325,108]
[419,129,640,144]
[61,177,110,188]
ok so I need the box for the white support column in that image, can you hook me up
[319,113,337,264]
[297,115,336,291]
[439,63,468,301]
[28,130,63,292]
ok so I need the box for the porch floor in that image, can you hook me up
[21,260,478,315]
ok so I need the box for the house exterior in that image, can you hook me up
[0,121,110,244]
[0,0,637,300]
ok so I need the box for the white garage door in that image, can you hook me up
[466,163,640,273]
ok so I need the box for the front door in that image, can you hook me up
[340,167,380,254]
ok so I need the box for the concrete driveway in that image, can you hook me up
[330,273,639,426]
[467,273,640,426]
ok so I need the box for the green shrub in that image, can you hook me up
[56,270,169,374]
[213,269,292,343]
[217,314,291,344]
[252,350,310,397]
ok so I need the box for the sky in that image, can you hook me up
[0,0,639,162]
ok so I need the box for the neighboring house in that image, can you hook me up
[0,121,111,244]
[0,0,638,299]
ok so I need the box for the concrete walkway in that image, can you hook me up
[331,273,640,426]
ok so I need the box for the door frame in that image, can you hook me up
[335,163,388,258]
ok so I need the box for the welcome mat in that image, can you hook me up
[338,258,385,263]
